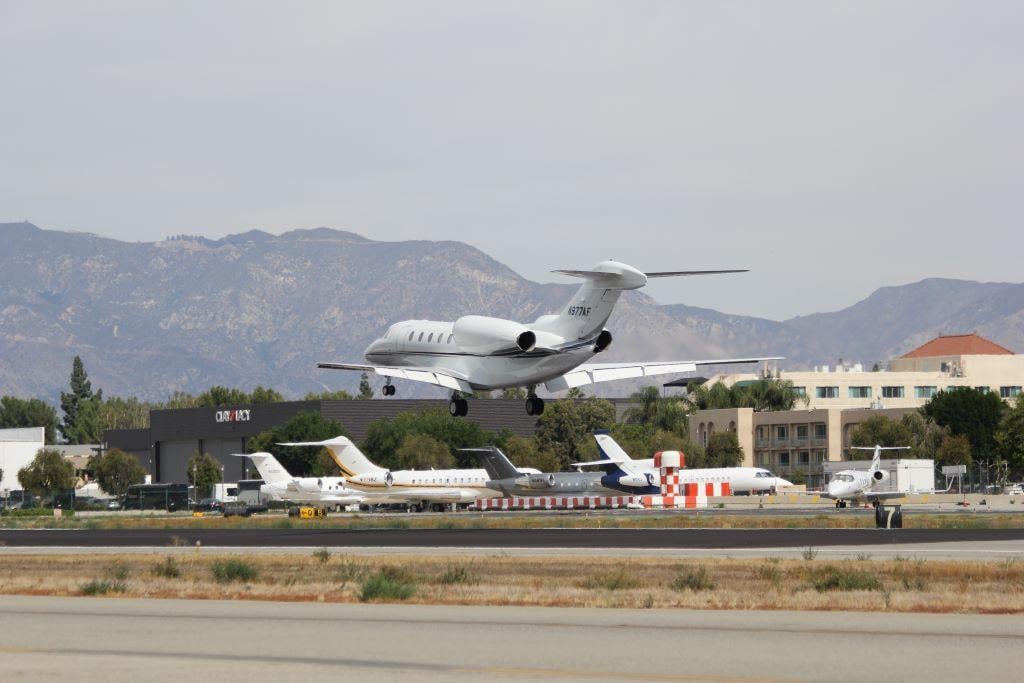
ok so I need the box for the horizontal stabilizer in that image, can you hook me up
[645,269,748,277]
[849,446,912,450]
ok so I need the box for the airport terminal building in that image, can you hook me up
[104,399,608,484]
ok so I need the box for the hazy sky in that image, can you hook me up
[2,1,1021,319]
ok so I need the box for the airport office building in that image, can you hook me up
[105,399,576,484]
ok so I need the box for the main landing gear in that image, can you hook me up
[525,390,545,416]
[448,393,468,417]
[835,500,848,509]
[382,383,396,396]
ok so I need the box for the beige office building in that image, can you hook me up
[688,334,1022,487]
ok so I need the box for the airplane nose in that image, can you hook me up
[777,478,794,488]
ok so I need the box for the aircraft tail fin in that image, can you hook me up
[236,452,292,486]
[850,445,911,472]
[277,436,384,477]
[460,447,520,480]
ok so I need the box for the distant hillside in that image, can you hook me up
[0,222,1020,402]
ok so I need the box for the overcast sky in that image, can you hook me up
[1,1,1021,319]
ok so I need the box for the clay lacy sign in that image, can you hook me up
[215,409,252,423]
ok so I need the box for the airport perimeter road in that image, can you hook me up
[4,526,1024,549]
[2,596,1022,682]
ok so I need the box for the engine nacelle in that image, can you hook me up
[294,478,322,493]
[515,473,556,489]
[872,470,889,483]
[593,329,613,353]
[452,315,536,354]
[616,472,654,488]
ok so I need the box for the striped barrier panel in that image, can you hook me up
[473,496,638,511]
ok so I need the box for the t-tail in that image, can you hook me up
[277,436,384,478]
[850,445,912,473]
[536,261,748,341]
[237,452,292,486]
[571,431,642,475]
[460,447,521,480]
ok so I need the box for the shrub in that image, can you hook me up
[211,558,259,583]
[581,567,641,591]
[80,578,127,595]
[108,562,130,581]
[811,565,882,592]
[437,564,478,585]
[313,547,331,564]
[334,558,368,588]
[360,566,417,602]
[670,566,715,592]
[801,547,818,561]
[756,564,782,584]
[152,557,182,579]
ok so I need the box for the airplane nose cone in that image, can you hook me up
[777,478,794,488]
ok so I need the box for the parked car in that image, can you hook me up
[1007,484,1023,496]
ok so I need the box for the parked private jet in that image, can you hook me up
[238,452,365,509]
[465,446,612,497]
[571,432,794,495]
[278,436,540,511]
[820,445,913,508]
[318,260,779,417]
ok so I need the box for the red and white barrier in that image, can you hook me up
[473,496,636,511]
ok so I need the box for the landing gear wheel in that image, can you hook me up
[383,384,395,396]
[449,398,468,416]
[525,396,546,416]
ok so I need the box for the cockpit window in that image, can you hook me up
[833,473,855,482]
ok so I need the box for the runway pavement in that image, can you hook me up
[3,526,1024,549]
[2,595,1022,682]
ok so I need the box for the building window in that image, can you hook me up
[779,452,790,466]
[848,386,871,399]
[1001,386,1023,399]
[796,425,808,441]
[775,425,788,440]
[975,386,990,393]
[915,386,938,399]
[882,386,904,398]
[793,386,807,397]
[756,426,765,440]
[816,386,839,399]
[815,450,826,462]
[814,423,827,440]
[758,453,771,467]
[798,451,810,465]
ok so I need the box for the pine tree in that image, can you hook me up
[358,373,374,400]
[60,356,102,444]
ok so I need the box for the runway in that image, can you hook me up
[3,526,1024,549]
[2,596,1022,682]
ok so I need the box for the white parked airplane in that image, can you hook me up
[571,432,794,495]
[318,260,779,417]
[278,436,540,511]
[821,445,913,508]
[238,452,365,509]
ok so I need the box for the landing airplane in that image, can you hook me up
[821,445,913,508]
[318,260,779,417]
[571,432,794,495]
[238,452,364,510]
[278,436,540,511]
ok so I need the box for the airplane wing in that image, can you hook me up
[317,362,474,393]
[544,357,783,392]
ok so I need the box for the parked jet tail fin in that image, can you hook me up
[234,452,292,486]
[277,436,384,477]
[460,447,520,481]
[850,445,911,472]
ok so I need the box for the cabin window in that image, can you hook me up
[427,333,433,343]
[418,332,424,342]
[408,331,414,341]
[447,334,454,344]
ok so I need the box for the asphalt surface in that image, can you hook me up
[4,526,1024,548]
[3,596,1023,682]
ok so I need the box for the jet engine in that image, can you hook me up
[593,329,613,353]
[616,472,654,488]
[515,473,556,489]
[452,315,536,354]
[872,470,889,484]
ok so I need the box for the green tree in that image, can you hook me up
[60,356,102,443]
[90,448,147,498]
[623,386,690,436]
[534,398,616,470]
[18,448,76,500]
[186,452,223,497]
[303,389,355,401]
[500,388,527,400]
[900,411,948,462]
[683,378,805,413]
[394,433,454,469]
[361,408,496,469]
[935,434,973,468]
[97,396,154,431]
[501,435,562,473]
[247,411,349,477]
[0,396,60,444]
[923,387,1005,462]
[848,415,913,457]
[72,396,104,444]
[706,431,744,467]
[996,395,1024,476]
[358,373,374,400]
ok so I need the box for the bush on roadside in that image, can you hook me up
[811,565,882,592]
[211,558,259,583]
[580,567,641,591]
[152,557,182,579]
[670,565,715,592]
[360,566,417,602]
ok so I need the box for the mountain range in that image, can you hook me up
[1,222,1021,403]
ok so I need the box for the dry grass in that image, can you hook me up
[2,552,1023,613]
[4,511,1024,531]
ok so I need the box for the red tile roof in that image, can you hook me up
[901,333,1014,358]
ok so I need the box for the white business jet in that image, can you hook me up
[278,436,539,511]
[318,260,779,417]
[823,445,913,508]
[238,452,365,509]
